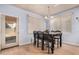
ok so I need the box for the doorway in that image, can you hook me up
[0,14,19,49]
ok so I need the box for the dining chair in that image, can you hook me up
[33,31,38,46]
[51,30,62,48]
[43,33,55,54]
[37,31,43,47]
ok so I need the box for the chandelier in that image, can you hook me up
[44,5,54,19]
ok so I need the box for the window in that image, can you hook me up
[50,16,61,31]
[28,15,46,34]
[61,12,72,32]
[50,12,72,32]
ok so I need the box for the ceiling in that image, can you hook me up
[14,4,79,16]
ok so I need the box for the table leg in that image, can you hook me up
[60,34,62,47]
[51,41,54,54]
[41,39,44,50]
[37,39,39,47]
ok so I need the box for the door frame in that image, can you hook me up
[1,14,19,49]
[0,14,2,50]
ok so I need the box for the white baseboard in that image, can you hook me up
[19,41,79,47]
[19,42,31,46]
[63,41,79,47]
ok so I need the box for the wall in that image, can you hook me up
[50,7,79,45]
[28,15,46,34]
[0,4,46,45]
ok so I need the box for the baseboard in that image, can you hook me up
[63,41,79,47]
[19,42,32,46]
[19,41,79,47]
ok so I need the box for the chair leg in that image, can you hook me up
[54,39,56,44]
[37,39,39,47]
[51,41,54,54]
[57,39,59,48]
[48,42,50,54]
[41,39,44,50]
[33,38,36,46]
[60,35,62,47]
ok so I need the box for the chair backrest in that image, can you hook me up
[53,32,62,39]
[33,31,38,38]
[43,33,53,42]
[51,30,61,33]
[37,31,43,39]
[51,30,62,36]
[44,29,49,34]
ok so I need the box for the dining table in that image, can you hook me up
[33,31,62,53]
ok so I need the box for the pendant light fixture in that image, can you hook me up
[44,5,54,19]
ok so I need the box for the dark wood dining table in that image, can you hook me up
[33,31,62,53]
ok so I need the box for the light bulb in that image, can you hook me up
[50,16,54,18]
[44,16,48,19]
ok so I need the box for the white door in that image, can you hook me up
[1,15,19,49]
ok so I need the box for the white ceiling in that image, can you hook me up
[14,4,79,16]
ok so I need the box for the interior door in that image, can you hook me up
[1,15,19,49]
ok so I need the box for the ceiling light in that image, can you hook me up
[50,16,54,18]
[44,16,48,19]
[44,6,54,19]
